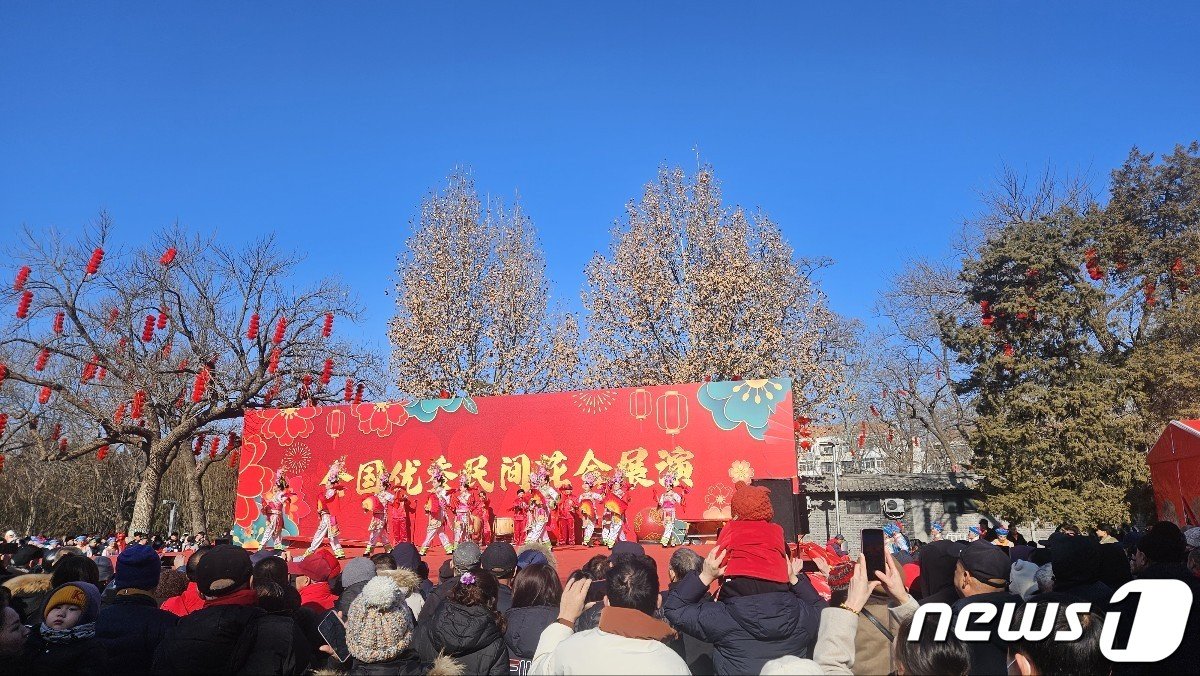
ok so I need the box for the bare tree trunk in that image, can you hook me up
[129,460,166,534]
[185,467,208,534]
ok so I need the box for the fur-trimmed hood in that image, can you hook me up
[516,541,557,571]
[2,572,51,595]
[380,566,421,593]
[429,653,465,676]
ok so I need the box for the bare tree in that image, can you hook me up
[0,215,377,532]
[388,171,579,397]
[582,165,854,417]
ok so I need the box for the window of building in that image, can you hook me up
[943,495,977,514]
[846,498,880,515]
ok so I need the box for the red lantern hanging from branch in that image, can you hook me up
[343,378,353,403]
[81,355,98,382]
[1003,343,1015,358]
[16,290,33,319]
[13,266,30,291]
[228,450,239,468]
[1172,257,1185,276]
[51,423,61,441]
[97,366,106,382]
[160,247,177,266]
[191,366,211,402]
[301,373,313,396]
[131,389,146,420]
[246,313,260,340]
[34,347,50,372]
[113,401,127,425]
[869,404,879,417]
[85,247,104,275]
[38,386,51,404]
[273,316,288,345]
[106,307,120,329]
[1085,248,1104,280]
[53,312,65,334]
[0,413,7,437]
[353,383,365,406]
[0,363,6,389]
[157,307,168,330]
[980,300,994,327]
[160,340,172,359]
[97,445,108,461]
[267,348,281,374]
[141,315,156,343]
[209,436,221,459]
[320,358,333,385]
[1144,280,1157,308]
[193,435,204,457]
[58,438,68,453]
[322,313,334,338]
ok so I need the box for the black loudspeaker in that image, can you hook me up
[752,478,808,542]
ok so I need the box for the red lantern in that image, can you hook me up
[0,413,7,436]
[322,313,334,338]
[869,404,879,417]
[160,340,172,359]
[81,356,98,382]
[191,366,211,402]
[0,363,6,388]
[344,378,354,403]
[58,438,67,453]
[0,454,5,473]
[157,307,168,330]
[160,247,177,266]
[86,247,104,275]
[799,439,812,451]
[97,445,109,461]
[301,373,313,393]
[267,348,281,374]
[193,435,204,457]
[228,450,239,468]
[34,347,50,371]
[246,313,260,340]
[117,337,127,351]
[209,436,221,458]
[1145,281,1157,308]
[51,423,61,440]
[53,312,65,334]
[141,315,156,343]
[439,389,450,399]
[131,389,146,420]
[1003,343,1014,358]
[353,383,364,406]
[980,300,994,327]
[320,358,333,385]
[113,401,127,425]
[273,316,288,345]
[13,266,30,291]
[97,366,106,382]
[1172,257,1185,276]
[1085,248,1104,280]
[16,290,33,319]
[38,385,51,404]
[106,307,120,329]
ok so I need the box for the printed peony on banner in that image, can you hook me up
[233,378,797,547]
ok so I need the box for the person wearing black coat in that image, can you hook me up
[417,570,508,676]
[503,604,557,665]
[663,565,826,675]
[26,581,110,676]
[96,544,177,676]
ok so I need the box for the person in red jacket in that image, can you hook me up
[302,457,351,559]
[556,482,577,546]
[388,485,414,544]
[511,488,529,546]
[287,547,341,614]
[472,487,494,546]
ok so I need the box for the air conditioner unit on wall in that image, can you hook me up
[882,498,905,513]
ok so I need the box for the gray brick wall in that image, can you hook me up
[804,491,1000,554]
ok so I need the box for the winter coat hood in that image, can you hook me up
[2,572,51,595]
[430,601,503,654]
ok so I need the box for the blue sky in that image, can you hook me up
[3,3,1198,354]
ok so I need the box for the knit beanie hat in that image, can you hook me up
[1184,527,1200,551]
[346,576,414,663]
[827,561,855,592]
[341,557,377,589]
[44,581,102,624]
[760,656,824,675]
[115,543,162,590]
[452,541,482,571]
[730,481,773,521]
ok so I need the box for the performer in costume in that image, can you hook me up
[556,482,577,546]
[388,486,413,544]
[511,488,529,546]
[966,525,981,542]
[524,462,560,545]
[601,469,632,549]
[303,457,351,559]
[419,464,454,555]
[363,480,395,553]
[472,487,494,546]
[577,471,604,547]
[657,469,686,547]
[452,477,476,547]
[259,469,296,551]
[929,521,944,541]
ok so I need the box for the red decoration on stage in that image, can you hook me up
[160,247,177,267]
[13,266,30,291]
[86,247,104,275]
[16,290,33,319]
[234,379,798,547]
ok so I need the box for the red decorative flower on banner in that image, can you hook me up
[259,407,318,446]
[353,401,411,437]
[235,462,273,525]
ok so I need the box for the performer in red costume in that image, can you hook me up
[556,482,577,546]
[259,469,296,551]
[473,486,494,546]
[419,464,454,555]
[388,482,413,544]
[362,484,394,553]
[601,468,633,549]
[303,457,351,559]
[511,488,529,546]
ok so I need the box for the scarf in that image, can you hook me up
[40,621,96,643]
[598,606,677,642]
[203,587,259,608]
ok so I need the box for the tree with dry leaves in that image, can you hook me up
[0,215,377,533]
[389,171,579,397]
[582,164,855,420]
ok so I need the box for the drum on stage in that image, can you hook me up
[494,516,514,536]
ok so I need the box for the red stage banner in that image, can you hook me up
[232,378,797,547]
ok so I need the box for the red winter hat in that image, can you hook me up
[288,548,341,582]
[731,481,773,521]
[716,520,789,583]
